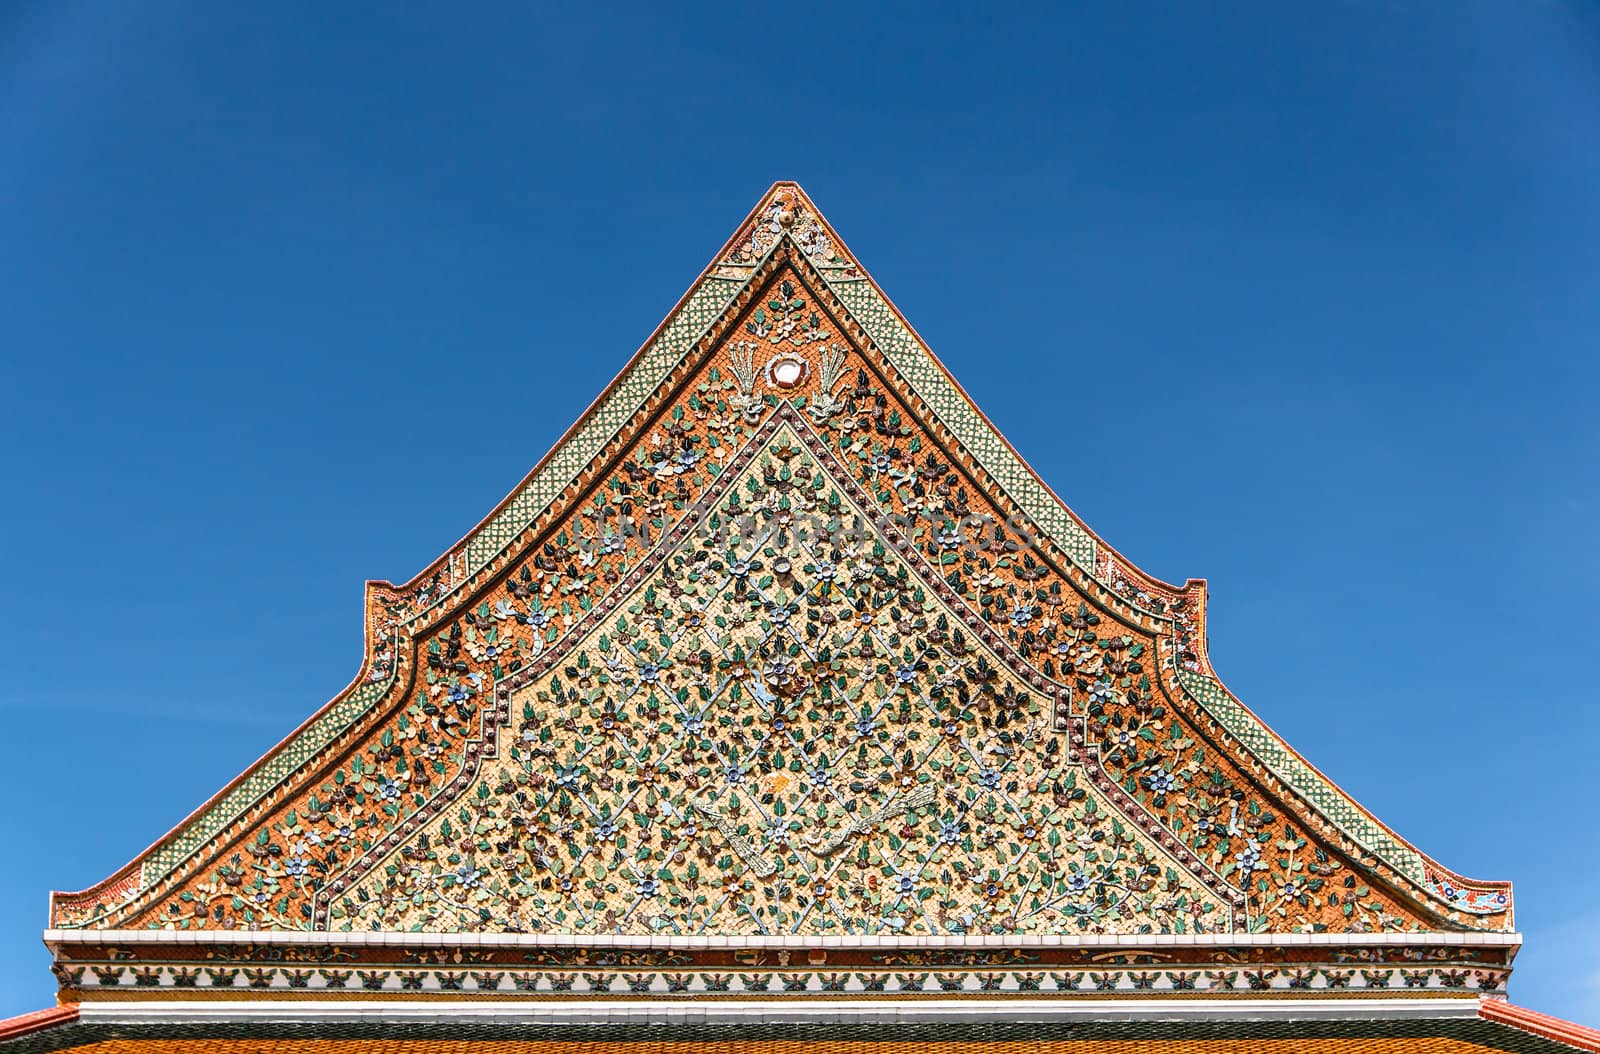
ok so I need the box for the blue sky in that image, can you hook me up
[2,0,1598,1023]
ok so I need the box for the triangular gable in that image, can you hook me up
[51,185,1509,951]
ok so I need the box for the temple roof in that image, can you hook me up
[5,1002,1600,1054]
[36,184,1517,1018]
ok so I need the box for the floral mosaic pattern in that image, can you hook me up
[50,236,1509,938]
[334,424,1217,935]
[717,189,857,278]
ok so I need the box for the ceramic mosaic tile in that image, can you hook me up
[49,186,1510,955]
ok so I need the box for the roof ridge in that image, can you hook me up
[0,1003,77,1044]
[1482,999,1600,1053]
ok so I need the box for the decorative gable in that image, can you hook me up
[44,184,1513,1009]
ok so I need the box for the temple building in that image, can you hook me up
[6,184,1597,1052]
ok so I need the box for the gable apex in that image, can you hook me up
[44,184,1512,1015]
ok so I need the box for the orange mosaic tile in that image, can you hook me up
[6,1000,1600,1054]
[34,184,1513,1012]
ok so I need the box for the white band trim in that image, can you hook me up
[45,929,1521,950]
[76,996,1488,1026]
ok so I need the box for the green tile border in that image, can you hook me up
[457,277,744,579]
[825,277,1097,570]
[1176,667,1425,885]
[88,276,747,918]
[141,667,399,881]
[808,265,1498,918]
[74,214,1486,927]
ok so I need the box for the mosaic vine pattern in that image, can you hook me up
[50,195,1511,937]
[333,423,1218,935]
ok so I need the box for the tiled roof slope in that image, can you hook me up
[43,185,1507,976]
[0,1008,77,1047]
[5,1010,1600,1054]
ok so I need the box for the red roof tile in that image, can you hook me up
[0,1003,77,1043]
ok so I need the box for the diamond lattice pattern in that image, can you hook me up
[338,424,1216,936]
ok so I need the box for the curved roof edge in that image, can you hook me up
[772,185,1511,926]
[0,1004,77,1045]
[49,183,1509,932]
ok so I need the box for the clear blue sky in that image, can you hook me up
[2,0,1597,1024]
